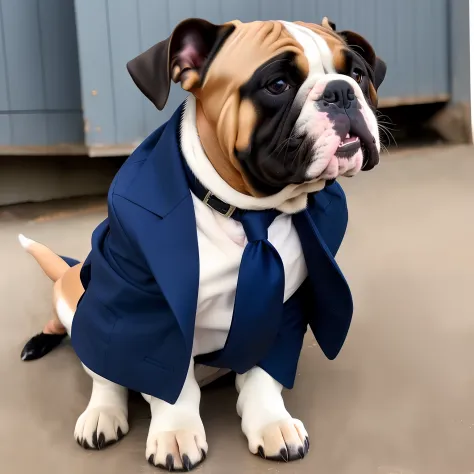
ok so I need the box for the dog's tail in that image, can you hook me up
[18,234,74,282]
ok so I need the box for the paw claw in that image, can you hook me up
[258,446,265,459]
[166,454,174,471]
[97,432,106,450]
[182,454,192,471]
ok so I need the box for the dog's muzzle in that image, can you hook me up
[317,80,379,171]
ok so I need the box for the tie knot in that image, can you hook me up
[234,209,280,242]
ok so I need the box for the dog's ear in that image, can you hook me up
[338,30,387,90]
[321,17,336,31]
[127,18,235,110]
[372,57,387,90]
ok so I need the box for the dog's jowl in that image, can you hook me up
[19,17,386,472]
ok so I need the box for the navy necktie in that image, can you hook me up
[196,204,353,372]
[197,208,285,372]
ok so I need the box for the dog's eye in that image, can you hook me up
[351,68,364,84]
[265,78,291,95]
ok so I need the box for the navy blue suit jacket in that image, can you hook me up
[72,104,352,404]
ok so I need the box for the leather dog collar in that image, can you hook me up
[183,159,238,218]
[183,157,335,219]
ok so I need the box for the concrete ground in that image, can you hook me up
[1,144,474,474]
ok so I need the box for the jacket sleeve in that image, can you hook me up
[71,194,166,379]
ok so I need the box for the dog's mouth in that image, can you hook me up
[335,134,361,158]
[332,132,378,174]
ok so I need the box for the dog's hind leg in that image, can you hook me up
[20,278,72,361]
[75,365,129,450]
[20,311,67,361]
[20,237,83,361]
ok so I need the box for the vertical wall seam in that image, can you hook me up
[0,0,12,143]
[105,0,118,145]
[36,0,49,144]
[136,0,146,139]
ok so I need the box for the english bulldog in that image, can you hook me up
[19,17,386,471]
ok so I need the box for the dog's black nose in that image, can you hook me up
[321,80,356,109]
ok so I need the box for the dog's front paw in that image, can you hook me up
[74,406,129,449]
[246,418,309,462]
[146,429,207,471]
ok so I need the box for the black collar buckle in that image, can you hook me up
[202,190,237,218]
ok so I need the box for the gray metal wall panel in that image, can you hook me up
[449,0,470,103]
[221,3,259,23]
[434,0,449,98]
[10,114,48,146]
[394,0,416,98]
[260,1,291,21]
[195,0,222,23]
[107,0,144,144]
[0,2,10,111]
[1,0,45,111]
[375,1,397,99]
[169,0,197,25]
[0,112,83,147]
[0,0,83,148]
[38,0,82,110]
[46,113,84,145]
[0,115,11,145]
[291,1,317,23]
[74,0,116,146]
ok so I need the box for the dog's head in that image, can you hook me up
[127,18,386,196]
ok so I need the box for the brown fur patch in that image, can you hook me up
[332,47,347,73]
[194,21,308,196]
[369,82,378,106]
[235,99,258,153]
[196,101,252,195]
[181,70,201,91]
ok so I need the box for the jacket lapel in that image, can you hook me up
[117,105,199,351]
[293,185,353,360]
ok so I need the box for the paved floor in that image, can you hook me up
[1,144,474,474]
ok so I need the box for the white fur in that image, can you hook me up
[55,297,74,334]
[18,234,33,249]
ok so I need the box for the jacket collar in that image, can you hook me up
[121,104,190,218]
